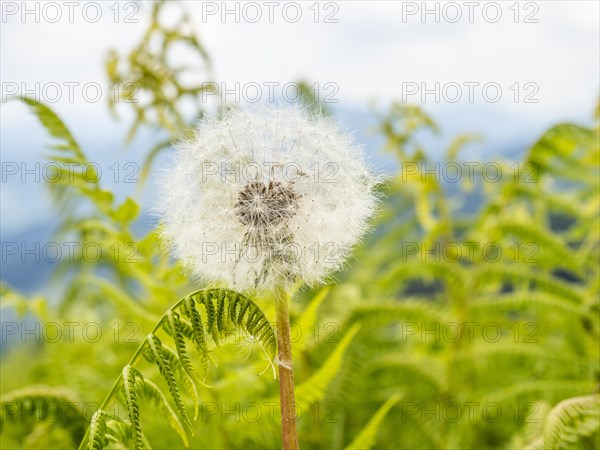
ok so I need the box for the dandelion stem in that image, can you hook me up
[274,286,299,450]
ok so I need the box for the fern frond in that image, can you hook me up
[0,283,49,321]
[469,292,590,318]
[351,299,450,323]
[523,436,545,450]
[66,275,160,323]
[380,261,466,301]
[88,410,109,450]
[543,394,600,449]
[122,366,143,450]
[495,220,582,275]
[17,97,84,160]
[297,287,331,350]
[474,265,585,304]
[146,334,193,433]
[453,344,598,384]
[136,377,189,447]
[15,97,110,212]
[0,385,87,444]
[526,123,599,182]
[165,310,209,389]
[369,355,446,394]
[344,394,401,450]
[103,419,151,450]
[78,289,276,450]
[480,380,594,409]
[295,324,360,411]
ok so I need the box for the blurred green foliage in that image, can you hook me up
[1,1,599,449]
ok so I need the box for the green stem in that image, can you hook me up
[274,286,299,450]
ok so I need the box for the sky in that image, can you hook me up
[2,1,598,116]
[1,0,599,291]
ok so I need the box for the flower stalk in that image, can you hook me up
[274,286,299,450]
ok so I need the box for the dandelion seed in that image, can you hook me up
[156,105,378,292]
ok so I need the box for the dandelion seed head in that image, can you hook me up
[235,181,299,228]
[156,104,379,292]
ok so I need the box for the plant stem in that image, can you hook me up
[274,286,299,450]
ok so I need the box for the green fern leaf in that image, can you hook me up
[295,324,360,411]
[17,97,84,160]
[0,385,87,444]
[344,394,401,450]
[543,394,600,449]
[122,366,143,450]
[146,334,193,433]
[78,289,276,450]
[137,377,189,447]
[88,410,121,450]
[165,310,209,392]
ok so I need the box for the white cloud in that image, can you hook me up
[1,0,598,235]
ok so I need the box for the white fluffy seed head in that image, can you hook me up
[156,104,379,293]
